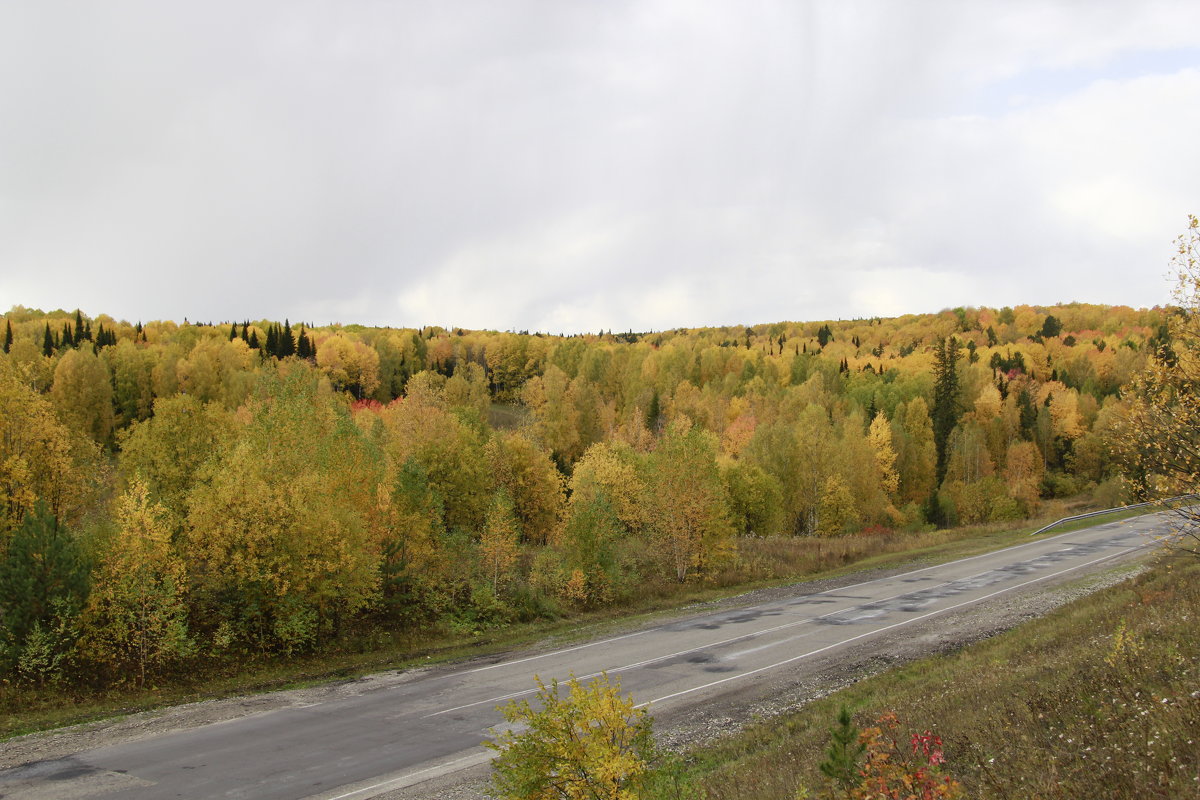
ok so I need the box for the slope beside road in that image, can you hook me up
[0,512,1168,800]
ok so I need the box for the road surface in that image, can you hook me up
[0,511,1168,799]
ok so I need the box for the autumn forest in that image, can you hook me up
[0,302,1171,688]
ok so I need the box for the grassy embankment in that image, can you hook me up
[0,498,1154,742]
[644,547,1199,799]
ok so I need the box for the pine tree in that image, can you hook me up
[265,324,278,357]
[3,319,11,354]
[42,323,53,356]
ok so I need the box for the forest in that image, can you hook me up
[0,301,1173,688]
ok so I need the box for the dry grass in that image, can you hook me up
[0,498,1147,742]
[650,552,1200,800]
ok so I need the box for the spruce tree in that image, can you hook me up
[279,319,295,357]
[62,322,74,348]
[3,319,11,354]
[932,337,961,484]
[249,330,260,350]
[0,502,90,672]
[42,323,53,356]
[240,321,249,342]
[297,325,312,360]
[230,323,237,341]
[74,309,84,338]
[265,324,278,357]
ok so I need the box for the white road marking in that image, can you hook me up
[451,515,1151,683]
[424,560,1047,718]
[638,543,1145,710]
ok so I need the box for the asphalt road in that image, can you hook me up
[0,512,1168,800]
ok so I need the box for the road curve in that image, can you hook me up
[0,512,1168,799]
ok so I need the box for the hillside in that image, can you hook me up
[0,302,1170,690]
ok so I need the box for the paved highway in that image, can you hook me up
[0,512,1168,799]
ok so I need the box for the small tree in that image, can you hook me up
[0,502,89,681]
[79,479,192,685]
[487,673,655,800]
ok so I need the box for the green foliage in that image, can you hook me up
[0,502,89,679]
[487,673,656,800]
[931,337,961,487]
[818,705,865,794]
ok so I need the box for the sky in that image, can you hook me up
[2,1,1199,334]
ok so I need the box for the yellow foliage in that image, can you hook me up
[487,673,655,800]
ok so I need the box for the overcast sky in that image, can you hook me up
[2,1,1198,333]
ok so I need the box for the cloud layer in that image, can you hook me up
[2,1,1198,332]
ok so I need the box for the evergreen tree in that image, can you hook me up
[932,336,961,484]
[1017,387,1037,438]
[296,325,313,360]
[240,321,249,342]
[279,319,295,358]
[42,323,53,357]
[248,330,260,350]
[645,390,661,431]
[0,503,90,674]
[230,323,237,341]
[265,324,278,357]
[2,319,11,354]
[1041,314,1063,338]
[74,310,84,340]
[62,322,74,348]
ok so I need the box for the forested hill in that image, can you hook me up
[0,302,1169,685]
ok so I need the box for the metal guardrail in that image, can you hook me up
[1028,494,1199,536]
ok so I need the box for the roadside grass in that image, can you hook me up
[647,551,1200,800]
[0,498,1158,742]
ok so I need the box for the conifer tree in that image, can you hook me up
[280,319,295,358]
[265,324,278,357]
[296,325,312,360]
[3,319,11,354]
[229,323,237,341]
[0,502,90,677]
[62,323,74,348]
[74,310,84,339]
[932,337,962,483]
[42,323,53,357]
[240,321,249,342]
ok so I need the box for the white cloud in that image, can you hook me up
[2,1,1199,329]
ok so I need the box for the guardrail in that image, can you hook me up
[1028,494,1198,536]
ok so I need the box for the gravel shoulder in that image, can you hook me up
[0,552,1148,799]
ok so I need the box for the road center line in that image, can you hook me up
[638,543,1146,710]
[450,517,1150,680]
[423,558,1052,718]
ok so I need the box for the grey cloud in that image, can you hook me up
[1,1,1198,330]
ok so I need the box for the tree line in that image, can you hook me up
[0,300,1169,687]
